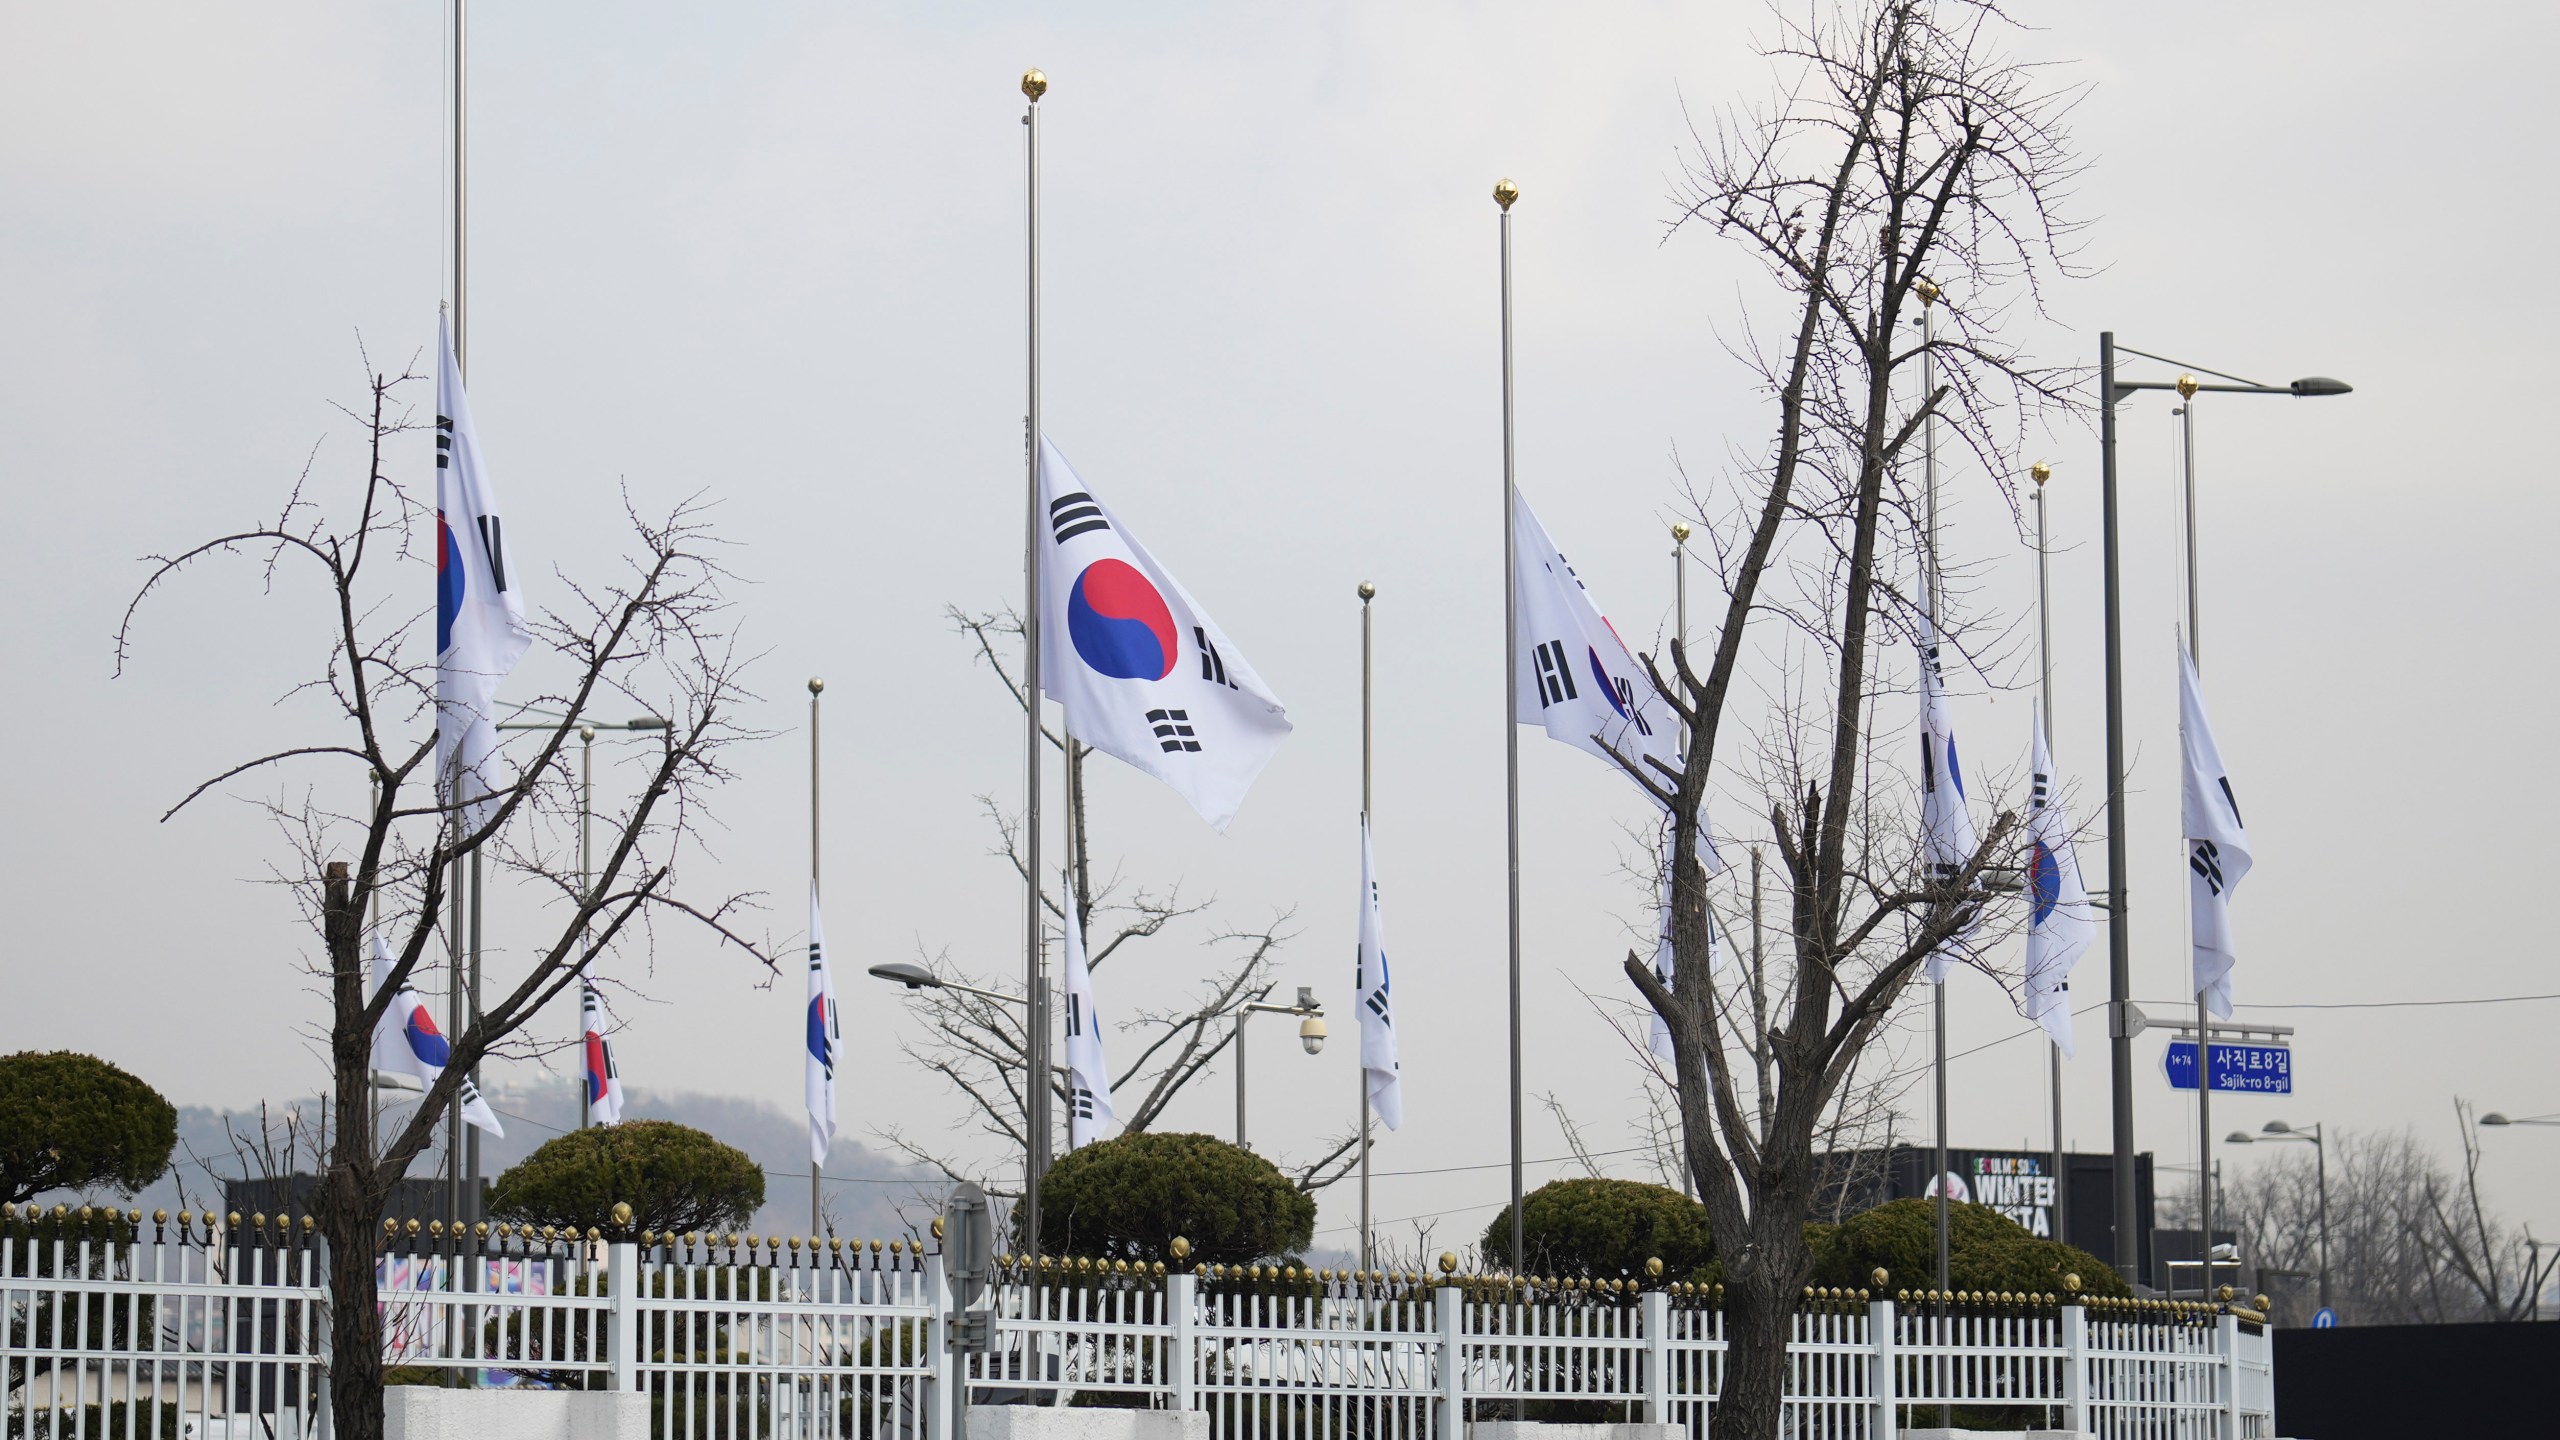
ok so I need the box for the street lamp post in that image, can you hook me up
[1235,988,1327,1152]
[2228,1120,2327,1312]
[2096,334,2349,1280]
[2477,1113,2560,1319]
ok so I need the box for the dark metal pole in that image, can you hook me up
[2314,1128,2330,1312]
[1495,177,1524,1275]
[2100,331,2141,1283]
[1019,67,1048,1260]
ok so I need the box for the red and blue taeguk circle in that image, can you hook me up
[2029,840,2060,924]
[404,1006,451,1069]
[436,512,466,654]
[1068,559,1179,681]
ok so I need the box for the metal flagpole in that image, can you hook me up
[1358,579,1376,1269]
[443,0,470,1319]
[2178,379,2213,1296]
[1494,176,1524,1274]
[579,725,593,1129]
[2032,461,2064,1245]
[1920,281,1951,1301]
[810,676,824,1235]
[1019,67,1051,1259]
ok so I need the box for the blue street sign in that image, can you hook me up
[2311,1307,2339,1329]
[2163,1038,2293,1094]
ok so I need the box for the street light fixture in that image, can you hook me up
[864,961,1032,1011]
[2094,334,2351,1282]
[1233,987,1326,1151]
[2227,1119,2329,1312]
[2479,1112,2560,1128]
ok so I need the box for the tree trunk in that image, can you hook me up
[1714,1217,1813,1440]
[326,1196,388,1440]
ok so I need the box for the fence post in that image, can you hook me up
[1869,1294,1897,1440]
[1641,1290,1670,1423]
[1168,1269,1197,1412]
[928,1253,952,1440]
[607,1241,637,1392]
[2216,1311,2241,1440]
[312,1231,334,1440]
[2059,1302,2089,1435]
[1434,1281,1463,1438]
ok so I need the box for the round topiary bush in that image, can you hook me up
[1028,1132,1313,1264]
[1810,1197,2129,1297]
[0,1052,178,1205]
[489,1120,764,1237]
[1480,1178,1715,1279]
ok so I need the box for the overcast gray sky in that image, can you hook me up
[7,1,2557,1255]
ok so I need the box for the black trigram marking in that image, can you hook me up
[1195,627,1236,688]
[2031,769,2052,811]
[476,514,510,592]
[1070,1086,1097,1122]
[1365,986,1392,1025]
[436,415,454,471]
[1611,676,1655,736]
[1147,708,1200,753]
[1065,992,1085,1039]
[807,940,824,973]
[1920,735,1939,794]
[2190,839,2226,896]
[1532,641,1578,707]
[1049,491,1109,544]
[2217,776,2244,827]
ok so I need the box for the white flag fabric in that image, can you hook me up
[2180,647,2252,1018]
[1061,881,1116,1149]
[805,883,840,1165]
[368,934,502,1135]
[1511,490,1682,789]
[2023,706,2095,1057]
[1356,819,1403,1131]
[1916,602,1979,983]
[1647,817,1725,1064]
[581,979,625,1126]
[1035,438,1291,832]
[435,311,533,837]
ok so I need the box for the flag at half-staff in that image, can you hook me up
[2023,705,2094,1055]
[1035,438,1291,832]
[1061,878,1116,1150]
[1510,489,1681,790]
[435,310,533,836]
[581,979,625,1126]
[2180,647,2252,1017]
[805,882,839,1165]
[1915,598,1979,981]
[369,934,502,1135]
[1356,818,1403,1130]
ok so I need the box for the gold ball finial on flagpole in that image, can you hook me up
[1493,178,1519,211]
[1914,277,1940,306]
[1357,581,1376,602]
[2175,373,2201,400]
[1671,521,1691,543]
[808,677,825,695]
[2029,460,2052,486]
[1022,69,1049,102]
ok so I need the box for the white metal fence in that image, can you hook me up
[4,1212,2274,1440]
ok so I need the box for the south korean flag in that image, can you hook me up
[1915,593,1980,982]
[1036,438,1291,832]
[434,309,532,837]
[1511,489,1682,795]
[2180,646,2252,1018]
[1356,818,1402,1131]
[367,933,502,1135]
[1061,876,1116,1150]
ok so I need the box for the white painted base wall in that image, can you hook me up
[966,1408,1210,1440]
[383,1386,648,1440]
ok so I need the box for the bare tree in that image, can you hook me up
[116,361,768,1440]
[876,610,1356,1195]
[1616,3,2084,1433]
[2224,1105,2559,1326]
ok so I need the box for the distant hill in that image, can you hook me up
[38,1084,943,1243]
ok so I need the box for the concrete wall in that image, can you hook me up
[383,1387,648,1440]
